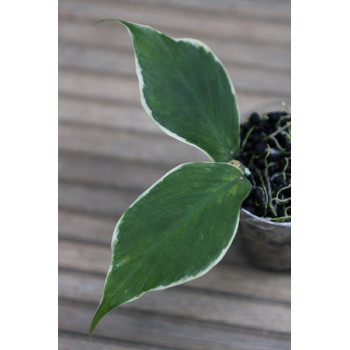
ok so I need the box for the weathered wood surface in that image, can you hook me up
[58,0,291,348]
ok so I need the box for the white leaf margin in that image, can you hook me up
[121,21,240,161]
[100,162,244,310]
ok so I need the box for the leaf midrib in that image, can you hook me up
[113,177,241,296]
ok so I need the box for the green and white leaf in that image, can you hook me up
[101,19,240,162]
[90,162,251,334]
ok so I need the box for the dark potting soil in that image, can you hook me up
[238,110,291,222]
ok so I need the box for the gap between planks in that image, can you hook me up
[58,61,290,98]
[59,330,176,350]
[58,64,290,100]
[59,36,290,74]
[58,122,211,168]
[58,151,189,192]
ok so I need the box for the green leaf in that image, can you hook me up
[90,162,251,334]
[101,19,240,162]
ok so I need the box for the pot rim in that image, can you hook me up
[240,99,291,227]
[241,208,291,227]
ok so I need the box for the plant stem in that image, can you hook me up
[263,123,290,141]
[268,136,285,152]
[282,158,289,181]
[275,184,291,198]
[241,125,255,151]
[263,146,278,217]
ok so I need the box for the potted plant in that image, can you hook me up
[89,20,291,335]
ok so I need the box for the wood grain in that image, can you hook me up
[58,0,291,348]
[59,152,171,191]
[59,300,290,350]
[58,123,210,167]
[59,181,138,218]
[59,95,161,134]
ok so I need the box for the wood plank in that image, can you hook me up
[59,152,170,191]
[59,270,290,333]
[58,0,290,46]
[59,300,290,350]
[58,210,116,245]
[58,69,285,117]
[58,41,290,96]
[58,71,140,108]
[58,21,291,71]
[186,256,291,303]
[59,181,138,218]
[58,123,210,167]
[58,239,290,302]
[59,96,160,135]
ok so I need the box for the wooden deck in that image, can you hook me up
[58,0,291,349]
